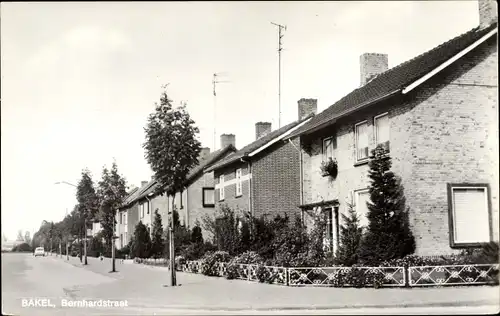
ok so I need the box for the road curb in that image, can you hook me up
[114,299,499,312]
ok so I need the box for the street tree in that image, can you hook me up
[97,161,128,256]
[357,145,416,265]
[16,230,24,242]
[143,88,202,285]
[76,169,100,265]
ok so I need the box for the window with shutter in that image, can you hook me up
[355,189,371,229]
[219,175,225,201]
[374,113,390,152]
[355,121,369,161]
[236,169,242,196]
[448,184,491,247]
[202,188,215,207]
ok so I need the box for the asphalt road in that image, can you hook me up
[2,253,499,316]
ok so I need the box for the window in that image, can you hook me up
[120,234,123,248]
[180,191,184,209]
[147,201,150,214]
[448,184,491,247]
[124,232,127,245]
[323,137,335,161]
[236,169,242,196]
[124,213,127,225]
[355,189,371,229]
[140,203,145,218]
[355,121,369,161]
[374,113,390,152]
[219,175,225,200]
[119,213,122,224]
[203,188,215,207]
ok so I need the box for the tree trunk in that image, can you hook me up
[169,193,177,286]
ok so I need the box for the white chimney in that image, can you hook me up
[141,181,148,187]
[360,53,388,86]
[220,134,236,148]
[478,0,498,29]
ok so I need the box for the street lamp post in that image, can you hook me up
[55,181,88,265]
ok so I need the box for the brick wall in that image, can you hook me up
[302,36,498,256]
[187,171,216,240]
[126,204,139,243]
[214,162,251,217]
[252,139,301,220]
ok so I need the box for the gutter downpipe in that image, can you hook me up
[241,157,253,232]
[288,138,304,223]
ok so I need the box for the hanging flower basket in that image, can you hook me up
[320,158,338,179]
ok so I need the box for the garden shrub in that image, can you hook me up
[334,202,363,266]
[200,251,231,276]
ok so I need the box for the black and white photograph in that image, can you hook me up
[1,1,499,315]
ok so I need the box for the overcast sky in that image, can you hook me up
[1,1,479,240]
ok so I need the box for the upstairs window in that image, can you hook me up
[236,169,242,196]
[374,113,390,152]
[323,137,335,161]
[355,121,369,161]
[219,175,225,200]
[448,184,491,247]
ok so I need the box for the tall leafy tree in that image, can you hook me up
[143,88,201,285]
[335,202,363,266]
[357,145,416,265]
[97,161,128,254]
[16,230,24,242]
[24,231,31,245]
[150,210,164,258]
[143,89,201,201]
[76,169,99,225]
[76,169,99,263]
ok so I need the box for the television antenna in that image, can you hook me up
[212,72,230,151]
[271,22,287,128]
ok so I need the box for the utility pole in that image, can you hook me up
[212,73,230,151]
[271,22,287,128]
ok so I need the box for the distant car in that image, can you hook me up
[34,247,45,257]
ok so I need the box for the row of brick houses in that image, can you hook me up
[112,0,498,256]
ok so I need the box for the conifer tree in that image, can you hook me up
[151,210,164,259]
[335,202,363,266]
[357,144,416,264]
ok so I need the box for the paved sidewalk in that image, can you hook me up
[57,255,499,311]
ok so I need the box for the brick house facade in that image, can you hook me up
[287,9,498,256]
[206,101,316,224]
[129,144,237,242]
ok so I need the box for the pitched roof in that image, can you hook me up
[287,23,498,139]
[206,115,313,172]
[130,145,238,203]
[119,186,140,210]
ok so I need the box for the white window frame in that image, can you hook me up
[448,184,492,248]
[374,112,390,152]
[354,188,371,229]
[219,175,225,201]
[322,137,335,162]
[355,120,369,162]
[235,169,242,197]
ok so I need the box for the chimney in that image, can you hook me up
[298,98,317,120]
[141,181,148,187]
[199,147,211,160]
[360,53,388,86]
[220,134,236,148]
[255,122,272,140]
[478,0,498,29]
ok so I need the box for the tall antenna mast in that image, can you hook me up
[271,22,287,128]
[212,72,230,151]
